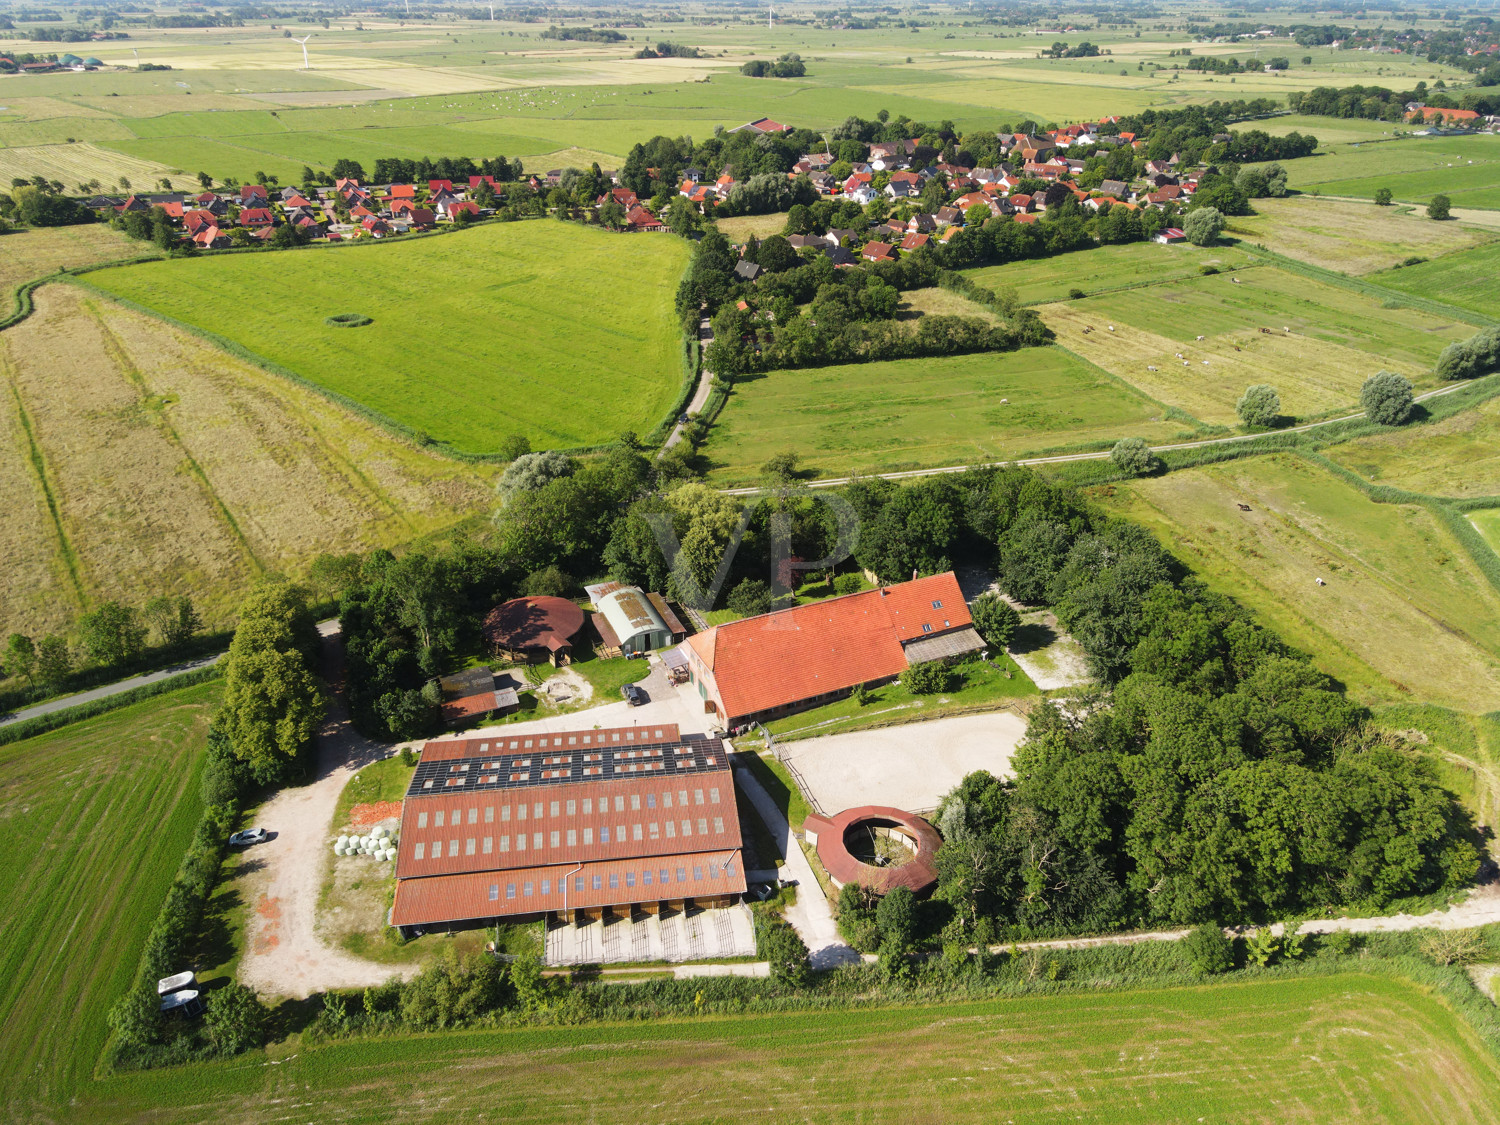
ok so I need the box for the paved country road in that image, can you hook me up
[0,652,223,728]
[661,314,715,454]
[721,379,1475,496]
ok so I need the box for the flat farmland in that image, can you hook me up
[1266,134,1500,209]
[1103,454,1500,711]
[1040,268,1470,426]
[58,973,1500,1124]
[0,683,216,1118]
[1368,241,1500,319]
[1325,393,1500,499]
[1228,196,1494,275]
[0,224,142,298]
[966,242,1258,306]
[703,346,1189,483]
[0,285,493,635]
[85,221,691,455]
[0,141,197,193]
[1473,509,1500,554]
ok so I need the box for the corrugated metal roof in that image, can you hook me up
[597,585,668,646]
[391,849,746,927]
[395,765,740,879]
[901,626,986,665]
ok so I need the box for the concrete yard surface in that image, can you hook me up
[779,711,1027,816]
[543,903,756,966]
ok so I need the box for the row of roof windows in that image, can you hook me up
[413,817,727,859]
[414,786,721,829]
[422,751,717,789]
[487,860,735,901]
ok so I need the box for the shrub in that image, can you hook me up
[325,312,372,327]
[727,578,772,617]
[1360,370,1415,425]
[1068,287,1086,299]
[970,592,1021,648]
[1427,193,1451,221]
[834,573,865,596]
[399,745,417,767]
[1374,188,1393,206]
[757,918,811,986]
[1322,930,1358,955]
[1183,923,1235,974]
[498,451,574,499]
[1199,265,1220,275]
[522,565,573,598]
[1245,927,1281,966]
[875,885,918,951]
[902,660,953,695]
[1436,326,1500,381]
[204,983,268,1055]
[1420,927,1485,966]
[497,434,531,461]
[1236,383,1281,428]
[1109,436,1157,476]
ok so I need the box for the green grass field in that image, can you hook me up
[1368,241,1500,319]
[44,972,1500,1124]
[1263,134,1500,210]
[1473,510,1500,555]
[1043,266,1470,426]
[84,221,691,455]
[966,241,1258,305]
[0,683,216,1117]
[1325,395,1500,499]
[702,346,1191,482]
[1103,453,1500,712]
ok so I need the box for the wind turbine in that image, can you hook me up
[768,2,773,30]
[293,34,312,70]
[489,4,495,18]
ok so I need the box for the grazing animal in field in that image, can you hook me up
[1284,326,1291,332]
[1234,345,1242,352]
[1315,578,1326,586]
[1000,398,1009,404]
[1202,360,1210,365]
[1237,504,1252,512]
[1147,365,1158,371]
[1196,335,1205,341]
[1260,327,1271,334]
[1183,361,1190,366]
[1175,352,1184,358]
[1232,277,1241,283]
[1108,325,1115,332]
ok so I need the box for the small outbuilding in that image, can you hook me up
[1154,227,1186,244]
[585,582,687,658]
[483,596,585,666]
[435,666,519,726]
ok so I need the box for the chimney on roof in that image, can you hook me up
[880,588,888,597]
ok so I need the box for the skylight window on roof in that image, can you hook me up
[444,778,464,787]
[422,780,433,788]
[932,599,943,608]
[922,623,933,633]
[449,763,469,773]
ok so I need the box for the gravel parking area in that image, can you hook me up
[778,711,1028,816]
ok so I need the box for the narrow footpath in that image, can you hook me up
[661,313,715,454]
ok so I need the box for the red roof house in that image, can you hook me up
[238,207,274,228]
[682,572,982,728]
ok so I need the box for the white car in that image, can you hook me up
[228,827,268,847]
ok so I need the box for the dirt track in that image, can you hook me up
[237,621,413,1000]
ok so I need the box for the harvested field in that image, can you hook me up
[0,286,493,635]
[966,241,1258,305]
[1104,454,1500,712]
[0,142,194,192]
[1368,241,1500,320]
[1228,196,1494,275]
[714,212,793,242]
[1325,395,1500,499]
[0,224,142,298]
[1041,267,1469,425]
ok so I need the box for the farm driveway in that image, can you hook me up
[734,763,858,969]
[779,712,1027,816]
[661,314,714,454]
[237,621,409,1000]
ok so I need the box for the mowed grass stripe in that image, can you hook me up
[1369,240,1500,320]
[0,685,216,1111]
[69,974,1500,1123]
[87,222,691,455]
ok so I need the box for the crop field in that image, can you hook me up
[0,285,494,635]
[1228,197,1495,275]
[1264,134,1500,210]
[897,285,1003,324]
[1104,454,1500,712]
[1474,510,1500,555]
[85,221,691,456]
[1040,267,1470,426]
[0,682,217,1119]
[41,972,1500,1124]
[0,224,141,299]
[1325,393,1500,500]
[703,346,1190,483]
[713,212,794,243]
[966,241,1258,306]
[1368,241,1500,320]
[0,141,198,193]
